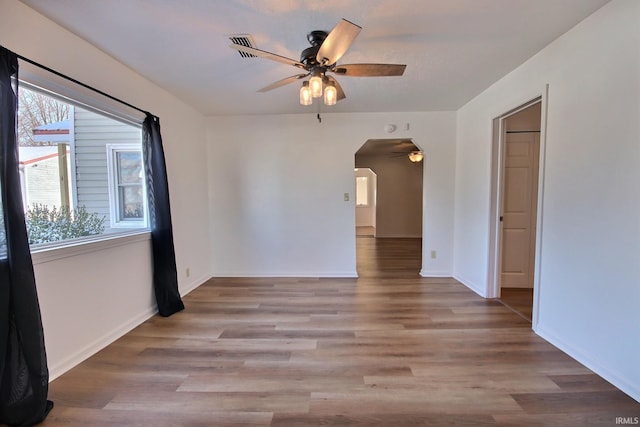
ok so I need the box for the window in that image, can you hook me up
[356,176,369,206]
[107,145,147,228]
[16,85,148,247]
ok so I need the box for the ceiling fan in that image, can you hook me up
[230,18,406,106]
[389,140,424,162]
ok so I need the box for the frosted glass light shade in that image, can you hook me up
[309,74,323,98]
[299,81,312,105]
[324,82,337,106]
[408,151,424,162]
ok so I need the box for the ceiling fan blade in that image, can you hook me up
[325,76,346,101]
[258,73,309,92]
[230,44,306,69]
[332,63,406,77]
[316,19,361,66]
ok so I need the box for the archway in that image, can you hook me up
[354,138,423,276]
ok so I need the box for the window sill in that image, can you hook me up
[31,230,151,265]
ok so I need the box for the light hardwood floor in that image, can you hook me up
[28,237,639,426]
[499,288,534,322]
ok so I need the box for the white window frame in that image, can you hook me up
[106,144,148,229]
[12,66,151,258]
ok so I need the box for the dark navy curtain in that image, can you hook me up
[142,114,184,317]
[0,47,53,426]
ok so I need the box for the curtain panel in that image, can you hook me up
[0,46,53,427]
[142,114,184,317]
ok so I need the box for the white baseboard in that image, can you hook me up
[211,271,359,278]
[49,273,214,381]
[420,270,452,277]
[180,272,212,296]
[535,325,640,403]
[452,274,486,297]
[48,305,157,381]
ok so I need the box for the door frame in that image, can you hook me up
[487,87,548,329]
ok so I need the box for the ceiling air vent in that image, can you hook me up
[229,34,257,58]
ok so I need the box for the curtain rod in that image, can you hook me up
[14,51,152,118]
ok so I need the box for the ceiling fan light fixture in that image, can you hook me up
[229,18,406,108]
[408,151,424,162]
[309,70,323,98]
[300,81,312,105]
[324,81,337,106]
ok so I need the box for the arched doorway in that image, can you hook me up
[354,139,423,276]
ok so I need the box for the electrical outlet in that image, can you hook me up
[430,250,437,259]
[185,268,190,278]
[344,193,350,201]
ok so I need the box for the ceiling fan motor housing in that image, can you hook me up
[300,46,321,68]
[307,30,328,46]
[301,31,329,69]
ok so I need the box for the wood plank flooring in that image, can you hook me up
[499,288,534,322]
[27,237,639,426]
[355,226,375,237]
[356,236,422,278]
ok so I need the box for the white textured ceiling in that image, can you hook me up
[20,0,609,116]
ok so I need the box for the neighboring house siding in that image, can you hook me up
[73,108,141,232]
[23,156,61,209]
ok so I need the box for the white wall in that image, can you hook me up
[33,235,155,378]
[453,0,640,401]
[1,0,211,378]
[355,153,423,238]
[207,111,456,277]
